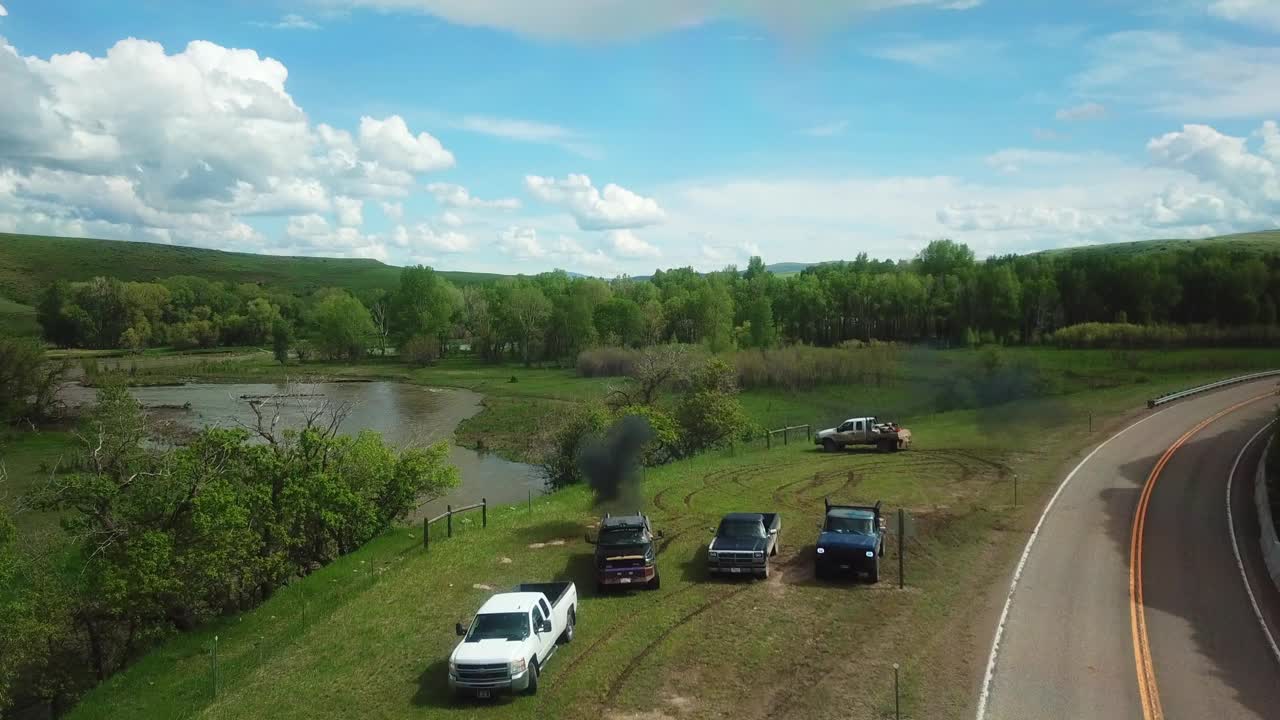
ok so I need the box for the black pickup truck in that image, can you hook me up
[814,499,886,582]
[707,512,781,579]
[588,513,662,593]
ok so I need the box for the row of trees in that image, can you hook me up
[0,386,459,714]
[36,241,1280,359]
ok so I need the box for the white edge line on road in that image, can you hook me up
[1225,420,1280,666]
[975,409,1166,720]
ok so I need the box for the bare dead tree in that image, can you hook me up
[237,377,355,448]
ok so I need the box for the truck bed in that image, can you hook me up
[514,582,573,607]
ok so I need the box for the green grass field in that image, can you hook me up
[0,295,38,337]
[0,233,505,305]
[48,348,1280,720]
[1037,229,1280,259]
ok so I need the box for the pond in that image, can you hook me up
[59,381,544,520]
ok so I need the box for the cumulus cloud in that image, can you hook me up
[605,229,661,258]
[1055,102,1106,121]
[0,4,7,17]
[326,0,985,41]
[525,173,665,230]
[439,211,463,227]
[284,214,387,260]
[1146,122,1280,212]
[334,196,363,227]
[358,115,454,173]
[391,223,473,253]
[426,182,521,210]
[380,201,403,221]
[0,35,455,257]
[497,225,546,258]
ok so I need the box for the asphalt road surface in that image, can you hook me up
[980,378,1280,720]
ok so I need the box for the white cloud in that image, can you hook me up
[0,35,456,255]
[455,115,600,159]
[380,201,403,221]
[497,225,546,258]
[392,223,473,253]
[334,196,363,227]
[0,4,7,17]
[426,182,521,210]
[1074,31,1280,117]
[605,229,661,258]
[803,120,848,137]
[1055,102,1106,121]
[984,148,1090,174]
[1207,0,1280,32]
[1147,122,1280,211]
[358,115,454,173]
[325,0,985,41]
[255,14,321,30]
[284,214,388,259]
[524,174,665,230]
[439,211,463,227]
[866,38,997,70]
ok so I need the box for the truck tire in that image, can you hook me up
[649,572,661,591]
[558,607,576,644]
[868,558,880,584]
[525,659,540,695]
[596,581,606,596]
[760,561,771,580]
[878,439,892,453]
[822,438,837,453]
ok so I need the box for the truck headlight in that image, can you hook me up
[865,551,875,558]
[753,551,764,560]
[510,658,526,674]
[449,660,457,675]
[816,547,826,555]
[708,551,718,560]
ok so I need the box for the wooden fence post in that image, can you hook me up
[482,498,487,528]
[423,517,429,550]
[447,505,453,538]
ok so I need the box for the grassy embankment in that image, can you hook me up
[40,347,1280,720]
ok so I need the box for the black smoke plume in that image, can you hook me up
[577,415,654,509]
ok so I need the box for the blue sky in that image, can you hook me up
[1,0,1278,275]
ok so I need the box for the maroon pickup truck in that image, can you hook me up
[588,513,662,593]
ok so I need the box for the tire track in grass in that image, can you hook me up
[603,584,754,707]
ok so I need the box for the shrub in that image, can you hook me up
[402,334,441,367]
[576,346,640,377]
[731,344,900,391]
[676,358,749,455]
[541,404,611,490]
[1051,322,1280,349]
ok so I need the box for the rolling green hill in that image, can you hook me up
[1038,230,1280,259]
[0,233,505,305]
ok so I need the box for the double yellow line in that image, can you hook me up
[1128,391,1275,720]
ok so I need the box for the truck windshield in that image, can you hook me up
[827,515,874,534]
[719,520,765,539]
[465,613,529,642]
[600,527,646,545]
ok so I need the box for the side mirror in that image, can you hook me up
[455,622,467,637]
[538,620,552,634]
[768,528,778,536]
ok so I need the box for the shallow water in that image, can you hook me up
[60,381,544,519]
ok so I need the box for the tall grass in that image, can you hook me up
[1051,322,1280,349]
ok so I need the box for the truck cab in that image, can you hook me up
[448,582,577,698]
[708,512,781,579]
[589,513,661,593]
[814,499,886,582]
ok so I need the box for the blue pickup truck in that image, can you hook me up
[814,499,886,582]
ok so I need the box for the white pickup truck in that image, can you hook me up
[815,416,912,453]
[448,582,578,698]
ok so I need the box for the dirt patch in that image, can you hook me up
[527,538,570,549]
[472,583,494,591]
[605,712,676,720]
[499,556,513,564]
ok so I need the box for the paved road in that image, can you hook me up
[980,379,1280,720]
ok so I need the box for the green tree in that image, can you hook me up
[501,282,552,366]
[391,266,460,354]
[271,318,293,365]
[37,281,80,347]
[311,292,375,361]
[675,358,749,455]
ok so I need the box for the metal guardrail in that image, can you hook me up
[1147,369,1280,408]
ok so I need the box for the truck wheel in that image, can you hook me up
[760,562,771,580]
[649,572,661,591]
[822,438,837,453]
[878,440,892,453]
[869,558,880,584]
[596,581,606,596]
[558,608,576,644]
[525,660,540,695]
